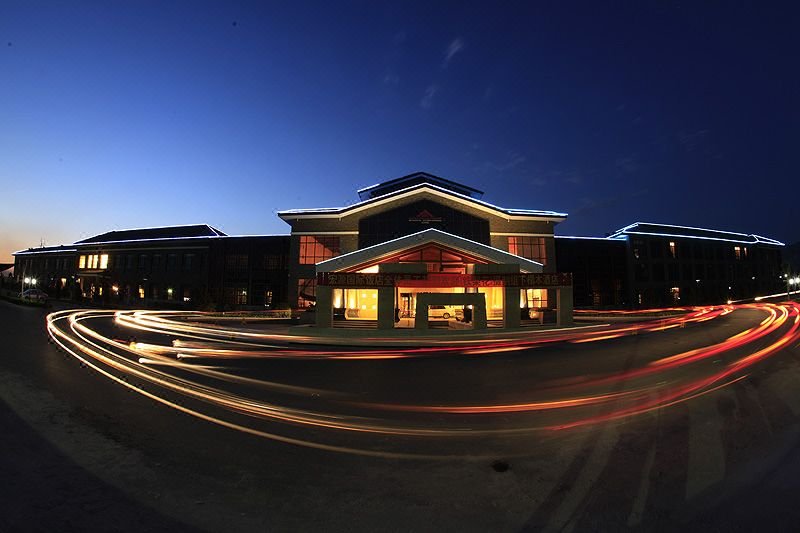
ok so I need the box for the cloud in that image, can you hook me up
[420,84,438,109]
[615,155,639,174]
[383,70,399,85]
[678,129,709,152]
[443,38,465,67]
[476,153,527,173]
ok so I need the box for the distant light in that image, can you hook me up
[727,300,733,304]
[31,279,37,285]
[24,277,31,283]
[167,288,173,295]
[112,285,119,293]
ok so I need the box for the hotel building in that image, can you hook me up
[13,172,785,328]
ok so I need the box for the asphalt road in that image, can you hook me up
[3,300,800,532]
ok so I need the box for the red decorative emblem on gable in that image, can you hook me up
[408,209,442,224]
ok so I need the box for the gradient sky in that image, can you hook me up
[1,2,798,262]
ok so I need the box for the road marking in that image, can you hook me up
[685,394,727,500]
[544,424,619,532]
[627,444,656,527]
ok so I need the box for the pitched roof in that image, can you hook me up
[316,228,543,273]
[608,222,784,246]
[13,244,77,256]
[279,181,567,221]
[357,171,485,200]
[74,224,227,245]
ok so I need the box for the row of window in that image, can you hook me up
[78,253,200,272]
[633,240,769,262]
[297,235,550,267]
[634,262,774,283]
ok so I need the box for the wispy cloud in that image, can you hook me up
[615,155,639,174]
[420,84,438,109]
[443,38,464,67]
[383,70,399,85]
[678,129,709,152]
[476,153,527,173]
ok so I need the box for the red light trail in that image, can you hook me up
[45,302,800,457]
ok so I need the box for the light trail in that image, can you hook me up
[44,302,800,456]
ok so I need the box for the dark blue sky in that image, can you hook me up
[1,1,798,260]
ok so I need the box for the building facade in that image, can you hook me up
[12,172,787,321]
[13,225,289,309]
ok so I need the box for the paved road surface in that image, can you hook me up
[3,300,800,531]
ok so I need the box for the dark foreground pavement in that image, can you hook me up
[3,300,800,531]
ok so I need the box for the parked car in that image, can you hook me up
[21,289,48,302]
[428,305,463,320]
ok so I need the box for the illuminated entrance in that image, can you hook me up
[313,228,573,332]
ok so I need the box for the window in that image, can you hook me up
[99,254,108,269]
[263,254,284,270]
[167,254,178,271]
[166,287,174,300]
[138,254,148,270]
[225,254,248,277]
[126,254,135,270]
[734,246,742,260]
[79,256,86,269]
[183,287,192,302]
[521,288,548,308]
[669,241,676,258]
[508,237,547,265]
[670,286,681,304]
[265,290,273,308]
[299,236,340,264]
[183,253,195,271]
[297,278,317,307]
[138,286,145,299]
[223,286,248,305]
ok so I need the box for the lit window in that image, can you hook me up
[670,287,680,303]
[669,241,676,258]
[91,255,99,269]
[79,256,86,269]
[297,278,317,307]
[734,246,742,260]
[167,287,174,300]
[299,236,340,264]
[100,254,109,269]
[138,286,145,299]
[521,288,548,308]
[508,237,547,265]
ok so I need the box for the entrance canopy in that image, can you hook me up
[316,228,543,274]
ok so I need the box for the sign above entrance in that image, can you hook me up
[317,271,572,288]
[408,209,442,224]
